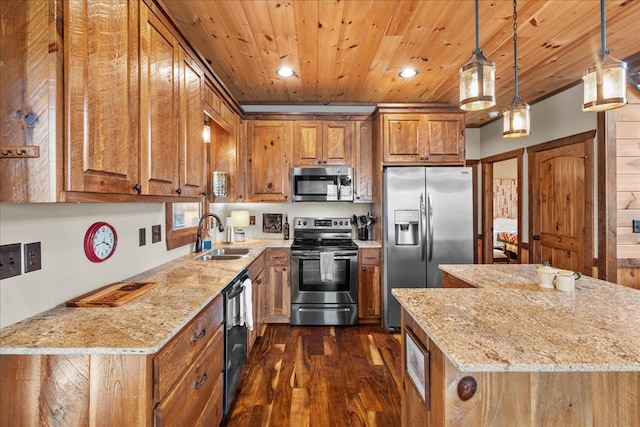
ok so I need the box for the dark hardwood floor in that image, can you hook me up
[223,324,402,427]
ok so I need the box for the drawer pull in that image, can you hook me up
[192,328,206,342]
[194,372,208,389]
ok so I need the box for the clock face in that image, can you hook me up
[84,222,117,262]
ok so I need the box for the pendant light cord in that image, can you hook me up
[512,0,519,97]
[475,0,480,52]
[599,0,609,57]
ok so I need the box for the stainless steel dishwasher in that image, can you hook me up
[222,270,249,415]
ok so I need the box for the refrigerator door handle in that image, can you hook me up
[420,193,427,261]
[427,193,434,262]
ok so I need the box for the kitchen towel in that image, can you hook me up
[241,277,253,330]
[320,252,335,282]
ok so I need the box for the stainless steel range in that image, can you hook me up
[290,217,358,325]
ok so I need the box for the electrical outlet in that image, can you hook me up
[24,242,41,273]
[152,224,161,243]
[633,219,640,233]
[250,215,256,225]
[0,243,22,279]
[139,228,146,246]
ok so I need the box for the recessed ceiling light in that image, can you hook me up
[488,111,500,118]
[399,68,418,78]
[276,66,295,77]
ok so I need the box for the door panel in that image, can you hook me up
[530,134,593,274]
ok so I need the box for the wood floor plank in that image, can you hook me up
[223,325,401,427]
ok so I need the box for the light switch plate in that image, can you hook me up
[0,243,22,279]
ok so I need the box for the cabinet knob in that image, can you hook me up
[457,376,477,401]
[175,188,182,195]
[133,183,142,194]
[362,267,366,271]
[257,279,263,285]
[282,267,287,271]
[201,191,207,197]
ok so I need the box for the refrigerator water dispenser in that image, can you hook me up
[394,210,419,245]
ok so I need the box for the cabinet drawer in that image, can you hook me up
[154,294,224,401]
[269,248,290,266]
[359,248,380,265]
[155,325,224,426]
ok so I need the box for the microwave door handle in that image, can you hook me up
[336,171,341,200]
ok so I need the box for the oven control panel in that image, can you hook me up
[294,217,352,231]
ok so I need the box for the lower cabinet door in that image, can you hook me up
[155,326,224,426]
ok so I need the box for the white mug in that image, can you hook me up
[555,271,582,292]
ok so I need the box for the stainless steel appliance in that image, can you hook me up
[291,166,354,202]
[290,217,358,325]
[383,167,474,331]
[223,270,249,414]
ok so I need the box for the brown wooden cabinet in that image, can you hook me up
[65,0,140,195]
[245,121,293,202]
[261,248,291,323]
[247,252,266,353]
[358,248,382,323]
[382,112,465,165]
[353,120,375,202]
[442,272,475,289]
[293,120,354,166]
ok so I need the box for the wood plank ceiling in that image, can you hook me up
[161,0,640,127]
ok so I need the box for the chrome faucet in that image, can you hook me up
[195,213,225,252]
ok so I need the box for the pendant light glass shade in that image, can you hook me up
[503,96,530,138]
[582,1,627,112]
[460,51,496,110]
[459,0,496,111]
[503,0,530,138]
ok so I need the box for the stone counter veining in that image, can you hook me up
[0,239,291,355]
[393,264,640,373]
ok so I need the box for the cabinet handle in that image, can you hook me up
[194,372,208,389]
[192,328,206,342]
[457,376,477,401]
[133,183,142,194]
[282,267,287,271]
[317,160,321,164]
[176,188,182,195]
[362,267,366,271]
[201,191,207,197]
[257,278,263,285]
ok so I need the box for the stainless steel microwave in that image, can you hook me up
[291,167,354,202]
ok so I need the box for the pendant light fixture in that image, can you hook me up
[459,0,496,111]
[582,0,628,112]
[503,0,530,138]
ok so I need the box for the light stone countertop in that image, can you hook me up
[0,239,291,355]
[393,264,640,373]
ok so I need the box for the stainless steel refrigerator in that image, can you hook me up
[383,167,474,330]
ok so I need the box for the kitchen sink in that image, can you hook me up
[194,247,251,261]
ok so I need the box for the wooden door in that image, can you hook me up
[65,0,139,195]
[423,113,465,164]
[382,114,422,163]
[293,121,322,166]
[529,132,594,274]
[179,48,206,197]
[246,121,292,201]
[323,121,353,165]
[140,4,180,196]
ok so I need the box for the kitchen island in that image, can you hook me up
[394,264,640,426]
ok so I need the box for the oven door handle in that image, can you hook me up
[292,252,357,259]
[297,307,353,313]
[225,285,244,300]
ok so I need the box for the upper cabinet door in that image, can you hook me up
[382,114,422,163]
[293,121,322,166]
[65,0,139,194]
[323,121,353,165]
[179,49,206,197]
[423,113,465,163]
[140,4,180,196]
[246,121,292,202]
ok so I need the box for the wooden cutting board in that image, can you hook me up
[66,281,157,307]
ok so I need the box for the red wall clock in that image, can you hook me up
[84,222,118,262]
